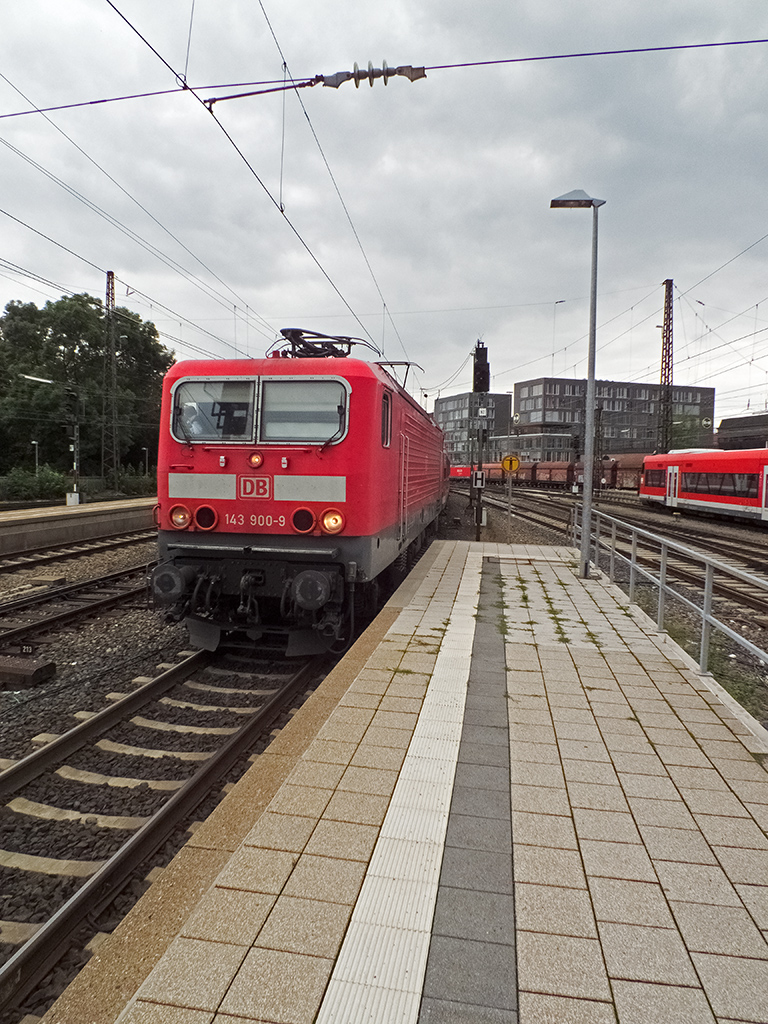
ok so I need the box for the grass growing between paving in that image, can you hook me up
[633,589,768,727]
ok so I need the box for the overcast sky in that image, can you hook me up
[2,0,768,423]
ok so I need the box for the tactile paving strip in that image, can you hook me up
[316,548,484,1022]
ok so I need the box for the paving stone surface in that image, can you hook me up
[45,541,768,1024]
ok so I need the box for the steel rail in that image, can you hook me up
[470,485,768,648]
[0,654,322,1012]
[477,487,768,579]
[0,530,157,572]
[0,584,149,648]
[0,651,210,799]
[0,564,153,614]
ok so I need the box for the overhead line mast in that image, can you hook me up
[102,270,120,484]
[658,278,673,453]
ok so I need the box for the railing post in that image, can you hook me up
[629,531,637,603]
[593,512,601,573]
[699,562,714,673]
[657,542,667,631]
[555,505,768,681]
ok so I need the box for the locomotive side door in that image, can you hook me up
[399,433,409,544]
[666,465,679,507]
[762,466,768,521]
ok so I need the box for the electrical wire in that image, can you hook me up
[0,206,255,357]
[103,0,374,344]
[423,349,474,393]
[425,37,768,72]
[0,71,276,341]
[254,0,410,362]
[182,0,196,84]
[0,79,292,121]
[5,12,768,387]
[0,136,275,343]
[3,37,765,121]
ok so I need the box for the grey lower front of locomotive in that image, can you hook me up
[151,505,440,654]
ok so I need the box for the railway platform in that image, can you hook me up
[0,498,156,555]
[41,539,768,1024]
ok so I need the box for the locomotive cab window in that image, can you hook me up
[173,380,255,441]
[259,379,348,443]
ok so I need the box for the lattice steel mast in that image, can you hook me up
[658,278,674,453]
[102,271,120,483]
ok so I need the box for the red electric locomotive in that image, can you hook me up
[151,330,449,653]
[640,448,768,522]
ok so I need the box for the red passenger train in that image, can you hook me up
[640,448,768,522]
[151,330,449,654]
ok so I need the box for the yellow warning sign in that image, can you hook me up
[502,454,520,472]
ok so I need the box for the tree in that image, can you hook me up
[0,294,175,480]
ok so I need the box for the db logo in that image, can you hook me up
[239,476,271,498]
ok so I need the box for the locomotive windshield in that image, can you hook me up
[171,376,348,444]
[172,380,254,441]
[259,379,347,442]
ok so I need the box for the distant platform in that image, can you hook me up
[0,497,156,555]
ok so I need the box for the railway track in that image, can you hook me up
[0,530,157,575]
[0,647,327,1016]
[0,565,151,654]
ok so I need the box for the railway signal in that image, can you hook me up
[473,343,490,393]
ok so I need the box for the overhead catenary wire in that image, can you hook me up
[0,136,275,344]
[0,206,253,357]
[2,36,765,121]
[182,0,196,84]
[4,16,768,402]
[254,0,412,366]
[0,71,277,343]
[103,0,375,347]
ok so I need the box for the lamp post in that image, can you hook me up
[550,189,605,579]
[141,447,149,476]
[31,440,39,476]
[20,374,81,501]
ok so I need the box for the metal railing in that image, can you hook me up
[571,504,768,674]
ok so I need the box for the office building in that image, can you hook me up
[514,377,715,457]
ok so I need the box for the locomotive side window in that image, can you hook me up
[173,380,255,441]
[382,390,392,447]
[259,380,347,442]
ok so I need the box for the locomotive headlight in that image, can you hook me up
[248,451,263,468]
[169,504,192,529]
[321,508,345,534]
[194,505,218,530]
[291,508,316,533]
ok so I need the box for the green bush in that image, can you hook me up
[0,466,68,500]
[118,472,157,496]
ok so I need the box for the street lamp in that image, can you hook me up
[550,189,605,578]
[31,440,39,476]
[141,447,149,476]
[20,374,81,501]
